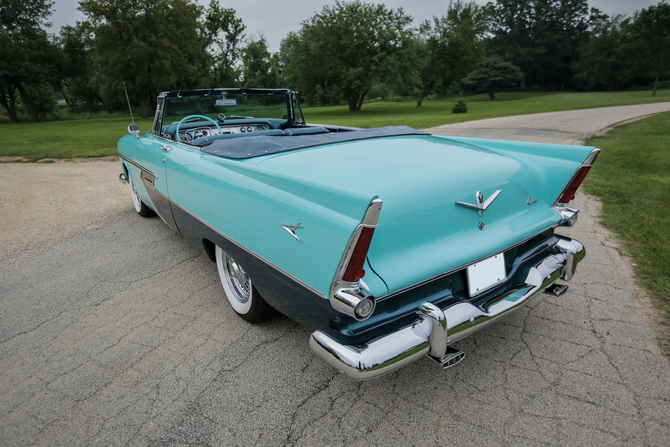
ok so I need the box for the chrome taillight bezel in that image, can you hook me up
[329,199,382,321]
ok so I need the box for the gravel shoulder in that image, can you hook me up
[0,157,129,260]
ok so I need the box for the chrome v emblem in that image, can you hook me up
[281,222,304,244]
[456,190,502,216]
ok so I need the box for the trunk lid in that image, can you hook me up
[254,135,564,294]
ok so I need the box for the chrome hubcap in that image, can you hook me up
[225,254,251,303]
[130,183,142,212]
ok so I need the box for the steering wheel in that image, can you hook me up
[175,115,223,142]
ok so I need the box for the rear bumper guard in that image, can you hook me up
[309,236,585,380]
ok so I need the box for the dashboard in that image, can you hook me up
[178,124,270,143]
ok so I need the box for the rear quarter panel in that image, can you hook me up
[164,144,377,300]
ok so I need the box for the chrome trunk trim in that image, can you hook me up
[309,236,585,380]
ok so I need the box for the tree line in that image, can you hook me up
[1,0,669,122]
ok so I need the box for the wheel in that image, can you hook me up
[215,245,273,323]
[128,175,155,217]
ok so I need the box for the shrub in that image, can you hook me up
[452,100,468,113]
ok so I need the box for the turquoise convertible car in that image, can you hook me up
[118,88,596,380]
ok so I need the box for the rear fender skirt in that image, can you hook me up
[169,200,336,332]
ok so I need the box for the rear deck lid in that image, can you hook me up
[255,135,566,294]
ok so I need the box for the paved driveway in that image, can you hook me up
[2,103,670,446]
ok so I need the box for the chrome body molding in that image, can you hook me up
[553,206,579,227]
[328,199,382,318]
[119,154,156,180]
[309,235,585,380]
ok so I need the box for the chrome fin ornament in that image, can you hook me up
[282,222,304,244]
[456,190,502,216]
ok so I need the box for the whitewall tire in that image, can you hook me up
[215,245,273,323]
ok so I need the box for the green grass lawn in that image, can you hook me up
[305,89,670,129]
[0,116,154,162]
[585,111,670,348]
[1,89,668,161]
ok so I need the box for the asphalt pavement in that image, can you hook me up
[1,103,670,446]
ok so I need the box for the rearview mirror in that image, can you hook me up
[128,124,140,135]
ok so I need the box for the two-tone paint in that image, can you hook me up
[118,91,596,379]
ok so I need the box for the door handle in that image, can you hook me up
[160,145,172,152]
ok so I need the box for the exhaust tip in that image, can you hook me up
[430,347,465,370]
[545,283,569,296]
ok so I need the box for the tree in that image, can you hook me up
[277,31,299,84]
[632,1,670,96]
[287,0,413,111]
[573,15,636,91]
[240,37,280,88]
[462,55,523,99]
[54,23,102,112]
[486,0,600,90]
[79,0,203,118]
[416,0,488,107]
[0,0,61,122]
[200,1,246,87]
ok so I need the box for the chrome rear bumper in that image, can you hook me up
[309,236,585,380]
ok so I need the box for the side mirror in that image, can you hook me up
[128,124,140,135]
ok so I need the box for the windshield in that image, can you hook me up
[162,90,290,125]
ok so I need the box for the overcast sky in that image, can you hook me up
[49,0,661,52]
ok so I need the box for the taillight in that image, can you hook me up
[342,227,375,282]
[555,165,591,205]
[555,148,599,205]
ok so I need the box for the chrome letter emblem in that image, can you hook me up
[281,222,304,244]
[456,190,502,216]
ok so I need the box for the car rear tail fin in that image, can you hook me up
[554,148,600,206]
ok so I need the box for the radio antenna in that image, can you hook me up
[123,82,135,125]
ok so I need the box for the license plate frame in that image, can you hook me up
[466,253,506,297]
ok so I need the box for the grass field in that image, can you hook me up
[1,89,669,161]
[306,89,670,129]
[585,111,670,348]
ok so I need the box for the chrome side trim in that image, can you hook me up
[310,235,585,380]
[168,199,327,300]
[378,227,558,302]
[329,198,383,317]
[119,154,156,180]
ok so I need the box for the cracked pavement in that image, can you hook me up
[2,103,670,446]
